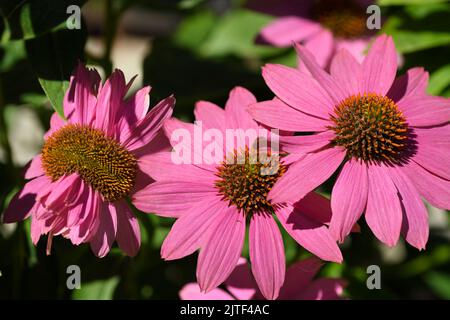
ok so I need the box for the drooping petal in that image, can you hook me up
[298,279,346,300]
[387,67,429,102]
[249,213,285,300]
[90,200,118,258]
[360,35,397,95]
[294,43,348,104]
[404,160,450,210]
[160,197,227,260]
[64,63,100,124]
[3,175,51,223]
[269,147,346,203]
[24,154,44,179]
[398,95,450,127]
[115,200,141,257]
[248,98,330,132]
[179,283,234,300]
[365,165,402,247]
[330,49,362,95]
[197,208,245,293]
[280,131,334,154]
[132,181,216,218]
[388,166,428,250]
[276,204,343,263]
[122,95,175,150]
[225,258,258,300]
[330,159,368,242]
[278,257,323,299]
[262,64,335,119]
[412,134,450,180]
[194,100,226,131]
[224,86,259,130]
[257,16,322,47]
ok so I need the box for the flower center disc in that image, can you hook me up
[41,124,137,201]
[330,93,409,163]
[314,0,367,39]
[215,148,285,214]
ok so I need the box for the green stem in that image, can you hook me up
[0,76,13,169]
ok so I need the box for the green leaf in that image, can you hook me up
[25,27,86,117]
[0,0,86,40]
[428,64,450,95]
[198,9,282,58]
[72,276,119,300]
[424,272,450,299]
[391,31,450,53]
[0,40,26,72]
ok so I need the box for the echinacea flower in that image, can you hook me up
[3,63,175,257]
[255,0,376,67]
[180,257,346,300]
[249,35,450,249]
[133,86,342,300]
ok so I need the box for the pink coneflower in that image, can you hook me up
[179,257,346,300]
[249,35,450,249]
[255,0,376,67]
[133,86,342,300]
[3,63,175,257]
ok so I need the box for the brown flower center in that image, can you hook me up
[41,123,137,201]
[314,0,368,39]
[329,93,409,163]
[215,148,285,214]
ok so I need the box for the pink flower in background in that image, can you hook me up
[249,35,450,249]
[180,257,346,300]
[3,63,175,257]
[255,0,376,67]
[133,86,342,300]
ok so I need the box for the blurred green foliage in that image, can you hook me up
[0,0,449,300]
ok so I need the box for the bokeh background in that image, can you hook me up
[0,0,449,299]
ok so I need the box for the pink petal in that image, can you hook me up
[179,283,234,300]
[224,86,259,130]
[197,208,245,293]
[225,258,258,300]
[330,159,368,242]
[361,35,397,95]
[132,181,216,218]
[387,67,429,102]
[298,279,346,300]
[398,95,450,127]
[280,131,334,154]
[276,204,343,263]
[122,95,175,150]
[24,154,44,179]
[278,257,323,299]
[194,100,226,131]
[64,63,100,124]
[302,28,334,69]
[115,200,141,256]
[161,197,227,260]
[262,64,335,119]
[293,192,332,225]
[335,38,369,63]
[330,49,362,96]
[404,160,450,210]
[412,134,450,180]
[294,43,348,104]
[269,147,346,203]
[90,200,118,258]
[94,69,127,134]
[365,165,402,247]
[248,98,330,132]
[387,166,428,250]
[3,175,51,223]
[249,214,285,300]
[137,151,217,184]
[44,112,66,139]
[68,185,99,245]
[258,16,322,47]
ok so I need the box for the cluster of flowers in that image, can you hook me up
[3,0,450,301]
